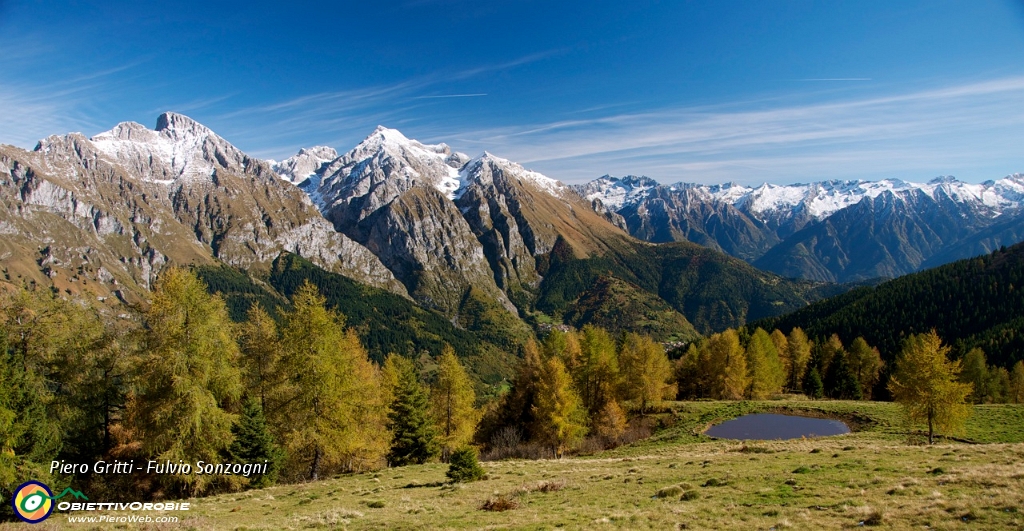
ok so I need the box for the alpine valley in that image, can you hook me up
[2,112,1021,384]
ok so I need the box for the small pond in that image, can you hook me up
[704,413,850,440]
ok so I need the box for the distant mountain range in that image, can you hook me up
[577,174,1024,282]
[2,112,1019,345]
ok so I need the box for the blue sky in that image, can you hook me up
[1,0,1023,185]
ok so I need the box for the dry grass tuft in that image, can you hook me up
[656,485,684,498]
[864,511,888,527]
[480,494,521,512]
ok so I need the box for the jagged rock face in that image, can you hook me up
[272,146,338,185]
[617,186,778,262]
[579,174,1024,282]
[455,154,632,293]
[88,113,256,182]
[361,186,511,314]
[318,127,466,232]
[307,129,631,316]
[0,114,404,304]
[313,128,512,315]
[458,155,630,256]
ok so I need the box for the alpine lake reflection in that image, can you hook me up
[704,413,850,440]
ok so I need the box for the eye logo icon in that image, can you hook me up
[12,481,55,523]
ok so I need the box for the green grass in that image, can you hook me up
[19,401,1024,530]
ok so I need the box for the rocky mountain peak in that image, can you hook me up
[463,152,566,198]
[90,112,253,183]
[273,146,338,185]
[155,112,214,138]
[354,126,451,158]
[316,128,467,223]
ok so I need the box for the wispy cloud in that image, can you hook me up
[0,70,135,148]
[434,76,1024,184]
[215,50,558,159]
[412,93,487,99]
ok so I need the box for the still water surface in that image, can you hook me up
[705,413,850,440]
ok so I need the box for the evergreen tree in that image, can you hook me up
[803,366,824,399]
[847,337,883,399]
[475,339,544,446]
[786,328,813,392]
[532,357,588,458]
[134,268,242,495]
[0,287,107,472]
[618,333,674,414]
[1009,361,1024,404]
[812,334,844,382]
[446,446,485,483]
[888,331,973,444]
[227,398,282,489]
[430,345,477,461]
[278,281,388,479]
[673,343,706,399]
[387,355,439,466]
[745,328,786,399]
[824,349,862,400]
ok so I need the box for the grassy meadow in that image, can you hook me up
[17,400,1024,530]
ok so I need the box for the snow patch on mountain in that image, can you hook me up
[346,126,468,200]
[576,175,659,211]
[88,112,247,183]
[273,146,338,185]
[583,174,1024,222]
[462,152,568,199]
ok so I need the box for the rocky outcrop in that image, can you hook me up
[0,114,404,304]
[311,128,511,315]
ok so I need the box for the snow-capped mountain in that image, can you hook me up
[274,126,630,317]
[581,175,1024,225]
[0,113,401,304]
[577,174,1024,282]
[271,146,338,185]
[8,112,1022,335]
[89,112,253,183]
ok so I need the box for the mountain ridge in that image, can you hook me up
[577,173,1024,282]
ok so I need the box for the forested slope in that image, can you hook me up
[755,242,1024,366]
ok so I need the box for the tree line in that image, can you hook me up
[674,326,1024,404]
[476,326,675,459]
[754,243,1024,369]
[0,268,481,510]
[0,268,678,513]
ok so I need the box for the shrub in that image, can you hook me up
[480,495,520,512]
[447,446,485,483]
